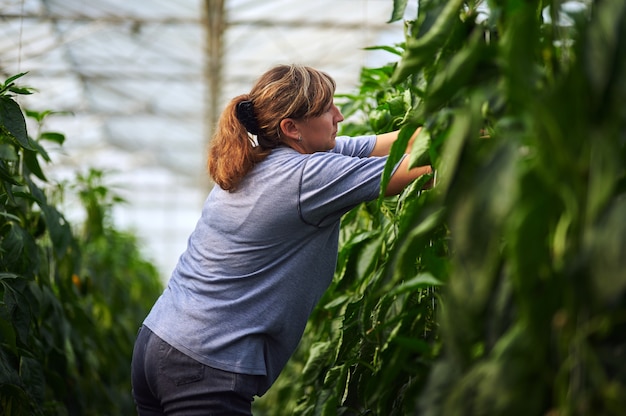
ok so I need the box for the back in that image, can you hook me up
[143,135,388,394]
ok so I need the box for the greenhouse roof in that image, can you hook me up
[0,0,414,279]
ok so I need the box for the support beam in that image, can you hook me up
[203,0,225,141]
[202,0,225,188]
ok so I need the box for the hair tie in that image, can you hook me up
[236,100,261,135]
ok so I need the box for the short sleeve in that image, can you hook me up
[298,151,388,227]
[330,135,376,157]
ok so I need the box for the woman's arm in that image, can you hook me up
[385,158,432,196]
[371,128,433,196]
[369,128,420,157]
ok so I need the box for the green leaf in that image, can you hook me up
[392,0,465,83]
[0,96,32,150]
[364,45,404,56]
[8,86,35,95]
[301,341,334,385]
[0,160,20,187]
[584,0,626,109]
[409,126,431,167]
[432,109,473,198]
[1,222,27,265]
[378,124,418,199]
[384,207,446,292]
[0,143,18,161]
[2,72,28,88]
[24,109,53,123]
[389,0,410,23]
[425,30,491,112]
[390,335,433,354]
[23,149,47,181]
[389,273,443,296]
[40,131,65,145]
[320,365,348,416]
[337,297,364,362]
[324,294,351,310]
[0,273,20,281]
[28,180,73,257]
[3,288,32,345]
[20,356,45,403]
[589,196,626,306]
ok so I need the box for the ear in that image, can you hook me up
[279,118,300,140]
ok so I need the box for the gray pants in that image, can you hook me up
[131,326,262,415]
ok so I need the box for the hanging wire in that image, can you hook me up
[17,0,26,73]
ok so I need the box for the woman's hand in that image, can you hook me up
[371,128,433,196]
[385,159,432,196]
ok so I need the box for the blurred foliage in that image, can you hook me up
[0,73,163,415]
[256,0,625,415]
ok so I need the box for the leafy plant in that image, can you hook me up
[412,0,626,414]
[0,73,163,415]
[255,29,447,416]
[256,0,626,415]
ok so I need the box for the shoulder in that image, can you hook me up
[331,135,377,157]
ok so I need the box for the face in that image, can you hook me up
[294,103,344,153]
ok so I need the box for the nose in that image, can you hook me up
[333,104,344,123]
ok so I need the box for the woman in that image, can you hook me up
[131,64,432,415]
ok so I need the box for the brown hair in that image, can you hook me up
[207,64,336,191]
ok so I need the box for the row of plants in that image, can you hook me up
[2,0,624,414]
[0,74,163,415]
[256,0,625,414]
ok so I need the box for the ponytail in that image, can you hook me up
[207,95,269,191]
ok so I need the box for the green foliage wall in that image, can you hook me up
[256,0,626,415]
[2,0,625,414]
[413,0,626,414]
[0,74,163,415]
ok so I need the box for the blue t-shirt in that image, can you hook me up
[143,135,393,395]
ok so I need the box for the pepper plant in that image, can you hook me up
[0,73,163,415]
[255,0,626,414]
